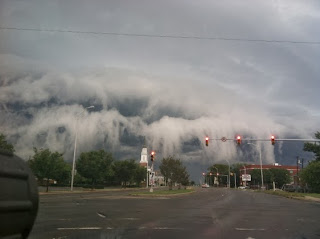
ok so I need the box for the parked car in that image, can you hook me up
[202,183,210,188]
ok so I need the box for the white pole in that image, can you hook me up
[146,167,149,188]
[71,123,78,191]
[248,143,264,190]
[70,106,94,191]
[225,160,230,188]
[259,149,264,189]
[150,162,154,192]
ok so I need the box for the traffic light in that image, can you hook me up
[205,137,209,147]
[271,135,275,145]
[236,135,241,145]
[150,151,155,162]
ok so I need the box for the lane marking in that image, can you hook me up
[153,227,184,230]
[57,227,102,230]
[97,212,106,218]
[120,218,140,220]
[235,228,265,231]
[138,226,184,230]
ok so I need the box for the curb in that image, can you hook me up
[39,188,147,195]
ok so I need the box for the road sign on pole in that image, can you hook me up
[242,174,251,181]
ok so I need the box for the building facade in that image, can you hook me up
[240,163,299,186]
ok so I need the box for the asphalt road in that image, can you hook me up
[29,188,320,239]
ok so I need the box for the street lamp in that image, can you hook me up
[225,159,231,188]
[247,143,264,190]
[212,167,219,187]
[71,105,94,191]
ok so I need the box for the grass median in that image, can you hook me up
[130,188,195,197]
[263,190,320,201]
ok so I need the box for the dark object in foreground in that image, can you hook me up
[0,154,39,238]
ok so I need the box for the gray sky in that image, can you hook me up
[0,0,320,179]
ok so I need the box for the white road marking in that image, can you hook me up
[57,227,102,230]
[153,227,184,230]
[138,226,184,230]
[97,212,106,218]
[235,228,265,231]
[120,217,140,220]
[246,237,256,239]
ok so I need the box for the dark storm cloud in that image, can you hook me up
[0,0,320,179]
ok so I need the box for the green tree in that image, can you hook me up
[76,150,114,188]
[0,133,15,156]
[269,168,291,188]
[113,159,146,187]
[250,169,272,188]
[159,156,190,190]
[230,163,247,187]
[300,161,320,193]
[134,164,146,186]
[28,148,71,192]
[208,164,229,186]
[304,131,320,161]
[113,159,144,187]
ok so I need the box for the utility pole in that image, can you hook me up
[296,156,300,185]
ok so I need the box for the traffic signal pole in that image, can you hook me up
[149,151,155,193]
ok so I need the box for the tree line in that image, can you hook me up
[0,133,190,192]
[28,148,147,192]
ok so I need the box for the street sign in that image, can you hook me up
[242,174,251,181]
[221,137,227,142]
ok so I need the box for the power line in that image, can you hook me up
[1,26,320,45]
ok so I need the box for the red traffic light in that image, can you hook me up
[271,135,275,145]
[205,137,209,147]
[150,151,155,161]
[236,135,242,145]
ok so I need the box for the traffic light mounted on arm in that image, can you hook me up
[150,151,155,162]
[205,137,209,147]
[236,135,242,145]
[271,135,275,145]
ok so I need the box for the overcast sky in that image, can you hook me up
[0,0,319,179]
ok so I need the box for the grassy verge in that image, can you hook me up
[263,190,320,200]
[131,189,195,196]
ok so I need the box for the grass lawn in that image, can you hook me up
[263,190,320,199]
[131,189,195,196]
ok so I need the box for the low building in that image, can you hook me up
[240,163,299,186]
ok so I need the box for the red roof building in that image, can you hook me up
[240,164,299,185]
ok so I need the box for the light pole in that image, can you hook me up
[247,143,264,190]
[212,167,219,187]
[71,106,94,191]
[225,159,231,188]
